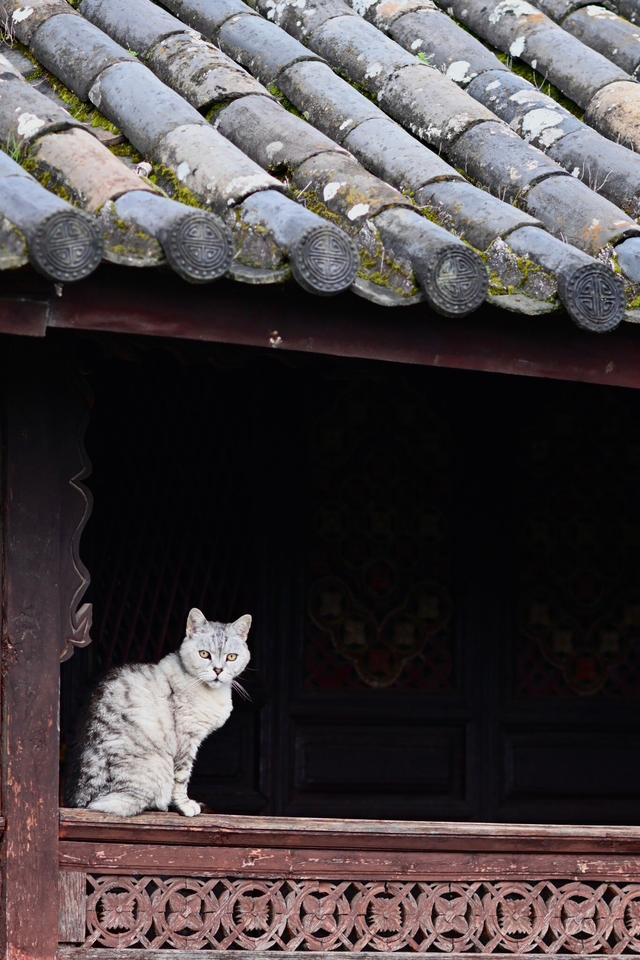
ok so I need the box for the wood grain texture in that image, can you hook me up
[59,840,640,881]
[2,346,63,960]
[59,872,86,944]
[59,809,640,854]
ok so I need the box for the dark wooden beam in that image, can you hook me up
[3,267,640,389]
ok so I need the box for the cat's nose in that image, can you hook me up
[213,667,223,676]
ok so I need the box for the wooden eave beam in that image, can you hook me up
[3,268,640,389]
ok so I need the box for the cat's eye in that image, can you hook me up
[199,650,211,659]
[226,653,238,662]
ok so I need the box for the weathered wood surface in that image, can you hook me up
[59,872,87,945]
[2,348,64,960]
[60,816,640,952]
[59,839,640,881]
[60,808,640,854]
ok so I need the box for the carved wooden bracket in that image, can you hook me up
[59,376,93,662]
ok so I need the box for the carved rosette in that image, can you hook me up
[81,876,640,952]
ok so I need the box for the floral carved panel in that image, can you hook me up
[514,391,640,698]
[304,378,455,692]
[79,875,640,953]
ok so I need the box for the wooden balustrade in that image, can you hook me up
[58,809,640,957]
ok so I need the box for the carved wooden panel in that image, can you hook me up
[75,874,640,953]
[513,389,640,699]
[303,378,455,693]
[59,376,93,662]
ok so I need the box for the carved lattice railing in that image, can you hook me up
[58,810,640,957]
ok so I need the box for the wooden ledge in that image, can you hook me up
[59,808,640,854]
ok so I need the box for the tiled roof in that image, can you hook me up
[1,0,640,330]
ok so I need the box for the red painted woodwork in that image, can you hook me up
[2,347,64,960]
[6,267,640,389]
[1,342,94,960]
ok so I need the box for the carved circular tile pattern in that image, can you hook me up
[151,878,221,949]
[219,879,288,950]
[612,885,640,951]
[424,246,488,317]
[165,213,233,282]
[292,225,358,294]
[560,264,625,333]
[87,876,153,949]
[285,881,353,951]
[484,881,551,953]
[84,876,640,952]
[31,210,103,281]
[419,882,485,952]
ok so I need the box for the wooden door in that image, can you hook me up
[269,369,482,820]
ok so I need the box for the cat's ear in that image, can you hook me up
[186,608,207,637]
[230,614,252,642]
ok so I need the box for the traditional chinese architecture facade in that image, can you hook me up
[5,0,640,958]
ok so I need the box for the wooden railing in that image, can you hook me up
[58,809,640,957]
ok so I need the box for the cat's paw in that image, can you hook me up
[177,799,202,817]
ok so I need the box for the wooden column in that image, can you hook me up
[1,340,92,960]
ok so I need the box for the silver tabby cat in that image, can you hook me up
[68,609,251,817]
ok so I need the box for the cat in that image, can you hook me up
[66,608,251,817]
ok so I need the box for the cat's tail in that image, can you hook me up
[87,792,148,817]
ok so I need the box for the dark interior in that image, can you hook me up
[61,336,640,823]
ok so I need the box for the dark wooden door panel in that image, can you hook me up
[494,725,640,823]
[284,719,471,819]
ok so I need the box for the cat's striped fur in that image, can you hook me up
[66,609,251,817]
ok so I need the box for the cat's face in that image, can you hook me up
[180,608,251,688]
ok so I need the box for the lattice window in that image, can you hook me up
[81,875,640,952]
[81,350,267,674]
[514,389,640,698]
[304,377,455,692]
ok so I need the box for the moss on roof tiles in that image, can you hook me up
[13,41,122,133]
[110,141,144,164]
[495,50,584,118]
[7,41,213,213]
[267,84,305,118]
[146,163,204,207]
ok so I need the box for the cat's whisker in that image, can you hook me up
[232,679,252,702]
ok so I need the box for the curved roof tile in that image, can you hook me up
[0,0,637,331]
